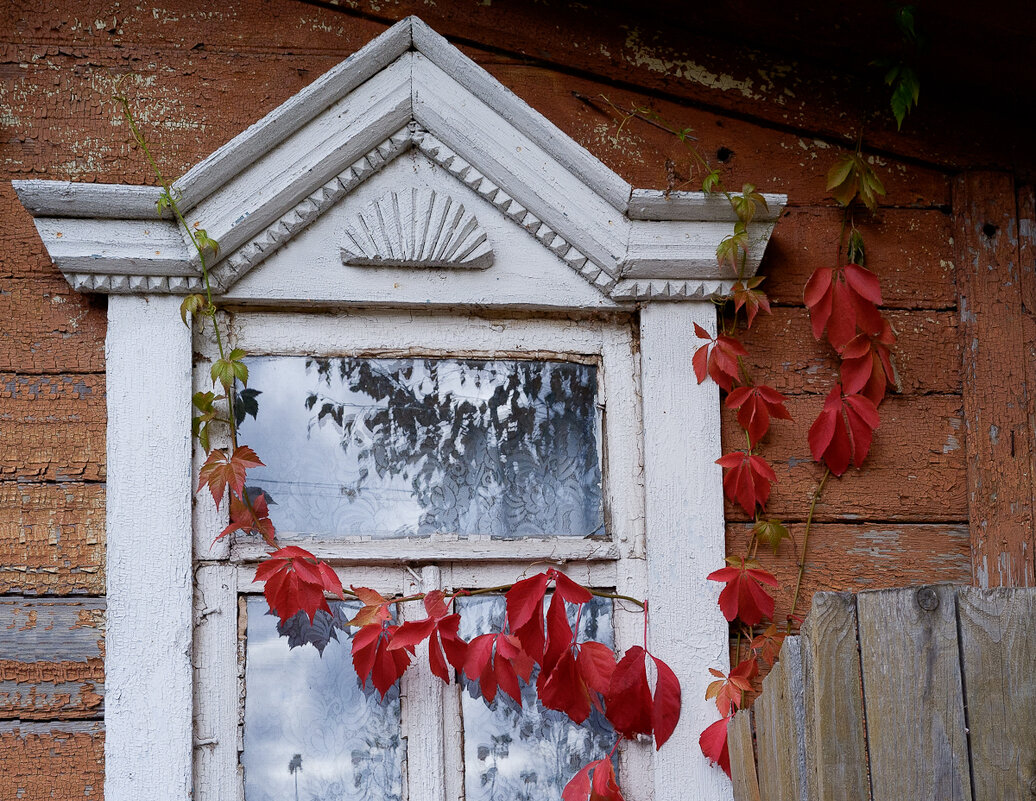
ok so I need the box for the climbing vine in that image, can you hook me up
[116,4,918,785]
[594,51,908,774]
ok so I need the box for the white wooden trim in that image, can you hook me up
[628,189,783,222]
[187,54,414,265]
[639,303,732,801]
[401,566,448,801]
[193,564,240,801]
[105,295,194,801]
[219,309,621,358]
[412,54,627,275]
[231,538,617,564]
[410,17,631,214]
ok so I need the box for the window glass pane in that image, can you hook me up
[238,357,603,539]
[241,598,403,801]
[457,595,615,801]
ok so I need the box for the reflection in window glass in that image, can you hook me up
[457,595,615,801]
[242,598,403,801]
[238,357,603,539]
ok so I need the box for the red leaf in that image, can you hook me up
[562,758,626,801]
[716,451,776,515]
[506,573,550,631]
[349,586,392,627]
[707,557,778,626]
[725,384,791,446]
[353,622,410,698]
[705,657,758,716]
[751,623,786,668]
[577,641,616,696]
[699,716,732,778]
[542,592,574,677]
[692,325,747,391]
[841,322,897,406]
[731,277,771,328]
[605,646,653,739]
[650,654,681,749]
[463,632,528,705]
[804,264,884,349]
[562,763,593,801]
[388,617,436,651]
[549,568,594,604]
[808,384,881,476]
[198,446,264,509]
[540,649,591,723]
[254,546,343,624]
[217,493,276,547]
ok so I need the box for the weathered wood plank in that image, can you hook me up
[857,585,971,801]
[723,394,966,523]
[726,523,972,621]
[956,587,1036,798]
[0,372,105,482]
[0,721,104,801]
[752,660,784,801]
[763,207,956,310]
[741,308,959,396]
[0,482,105,595]
[729,709,761,801]
[953,172,1034,587]
[0,279,106,373]
[799,592,870,801]
[0,598,104,719]
[753,642,807,801]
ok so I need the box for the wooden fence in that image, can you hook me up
[728,585,1035,801]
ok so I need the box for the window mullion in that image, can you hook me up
[400,565,448,801]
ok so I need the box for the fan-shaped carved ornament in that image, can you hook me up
[340,188,494,270]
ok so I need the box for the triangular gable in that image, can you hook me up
[13,16,784,305]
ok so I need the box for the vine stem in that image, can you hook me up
[354,583,648,611]
[788,467,830,621]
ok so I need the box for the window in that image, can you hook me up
[14,16,781,801]
[195,310,652,800]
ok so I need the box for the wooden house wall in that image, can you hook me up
[1,2,1032,797]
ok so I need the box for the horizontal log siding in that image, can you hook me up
[0,3,984,797]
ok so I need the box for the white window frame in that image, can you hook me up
[14,16,784,801]
[194,309,651,801]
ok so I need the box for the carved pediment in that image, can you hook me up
[341,188,493,269]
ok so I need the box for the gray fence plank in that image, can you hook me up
[857,585,972,801]
[729,708,761,801]
[800,592,871,801]
[755,660,784,801]
[956,587,1036,799]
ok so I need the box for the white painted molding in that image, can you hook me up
[341,187,494,269]
[106,295,194,801]
[639,303,733,801]
[11,17,784,304]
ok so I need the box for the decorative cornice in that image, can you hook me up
[609,278,735,302]
[341,187,494,269]
[210,128,415,290]
[414,131,616,292]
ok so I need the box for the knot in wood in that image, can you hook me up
[915,586,939,611]
[1029,776,1036,796]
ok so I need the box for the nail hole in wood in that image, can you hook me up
[982,222,999,239]
[716,147,734,163]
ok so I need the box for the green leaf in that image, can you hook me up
[753,518,790,555]
[826,155,856,192]
[702,169,721,194]
[179,293,207,327]
[192,390,216,413]
[847,229,866,266]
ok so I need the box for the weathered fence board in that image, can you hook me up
[800,592,871,801]
[956,587,1036,798]
[731,585,1036,801]
[728,708,760,801]
[857,585,972,801]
